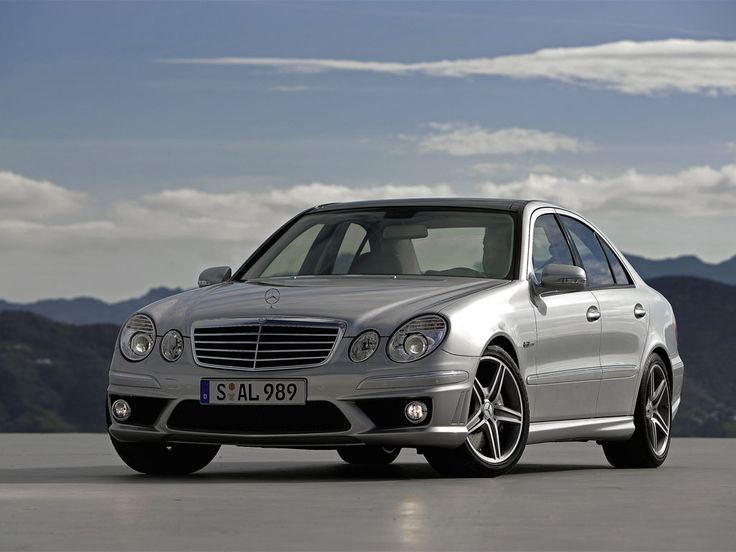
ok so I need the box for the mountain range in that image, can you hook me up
[0,287,182,325]
[625,253,736,285]
[0,253,734,326]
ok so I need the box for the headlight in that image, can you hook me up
[120,314,156,362]
[160,329,184,362]
[387,315,447,363]
[349,330,380,362]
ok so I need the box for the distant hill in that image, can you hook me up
[626,253,736,285]
[0,312,117,432]
[0,287,182,325]
[0,276,733,436]
[648,276,736,438]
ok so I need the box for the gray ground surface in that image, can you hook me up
[0,435,734,551]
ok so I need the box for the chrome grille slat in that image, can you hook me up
[192,319,342,371]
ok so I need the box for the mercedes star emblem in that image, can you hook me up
[264,288,280,306]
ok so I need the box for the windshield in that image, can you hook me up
[241,208,517,280]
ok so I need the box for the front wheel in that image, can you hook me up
[110,436,220,475]
[424,346,529,477]
[601,353,672,468]
[337,446,401,465]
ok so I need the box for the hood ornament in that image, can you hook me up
[264,288,280,307]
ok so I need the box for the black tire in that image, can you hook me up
[424,345,529,477]
[602,352,672,469]
[337,446,401,465]
[107,400,219,475]
[110,437,220,475]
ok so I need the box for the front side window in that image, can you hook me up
[243,208,517,280]
[531,214,574,280]
[561,216,615,287]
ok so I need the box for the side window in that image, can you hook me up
[560,216,615,287]
[332,223,369,274]
[599,238,631,285]
[532,214,574,280]
[260,224,324,277]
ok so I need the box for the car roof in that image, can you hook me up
[311,197,537,213]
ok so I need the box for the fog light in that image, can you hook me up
[404,400,428,424]
[111,399,131,422]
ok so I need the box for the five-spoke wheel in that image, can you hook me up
[602,352,672,468]
[645,362,671,457]
[424,345,529,477]
[465,358,525,465]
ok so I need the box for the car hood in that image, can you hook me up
[143,277,509,336]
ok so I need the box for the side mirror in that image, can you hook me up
[538,264,586,293]
[198,266,232,288]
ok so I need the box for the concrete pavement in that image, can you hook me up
[0,435,734,550]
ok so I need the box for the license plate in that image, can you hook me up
[200,379,307,405]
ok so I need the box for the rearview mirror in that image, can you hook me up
[538,264,586,293]
[198,266,232,288]
[382,224,429,240]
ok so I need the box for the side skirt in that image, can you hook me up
[527,416,634,444]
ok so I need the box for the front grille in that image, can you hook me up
[167,401,351,434]
[192,319,342,370]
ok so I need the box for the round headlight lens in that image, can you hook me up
[404,334,428,356]
[349,330,380,363]
[120,314,156,362]
[160,330,184,362]
[387,315,447,363]
[131,333,153,355]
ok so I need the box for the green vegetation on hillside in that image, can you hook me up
[0,312,117,432]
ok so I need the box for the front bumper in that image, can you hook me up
[107,341,477,449]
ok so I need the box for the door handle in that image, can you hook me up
[634,303,647,319]
[586,306,601,322]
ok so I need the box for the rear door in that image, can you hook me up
[559,215,649,417]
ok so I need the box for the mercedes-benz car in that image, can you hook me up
[107,199,683,477]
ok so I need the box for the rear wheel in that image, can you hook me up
[424,346,529,477]
[602,353,672,468]
[337,446,401,465]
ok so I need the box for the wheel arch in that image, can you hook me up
[650,345,673,391]
[483,334,519,368]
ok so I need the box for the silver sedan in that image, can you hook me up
[107,199,683,477]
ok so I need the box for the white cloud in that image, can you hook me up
[2,167,735,301]
[0,171,87,220]
[415,123,590,156]
[0,177,453,301]
[161,39,736,96]
[464,162,560,178]
[478,164,736,215]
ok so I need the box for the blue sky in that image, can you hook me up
[1,1,735,301]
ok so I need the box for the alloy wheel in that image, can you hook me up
[465,356,524,465]
[646,363,671,457]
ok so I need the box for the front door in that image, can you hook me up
[528,212,602,421]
